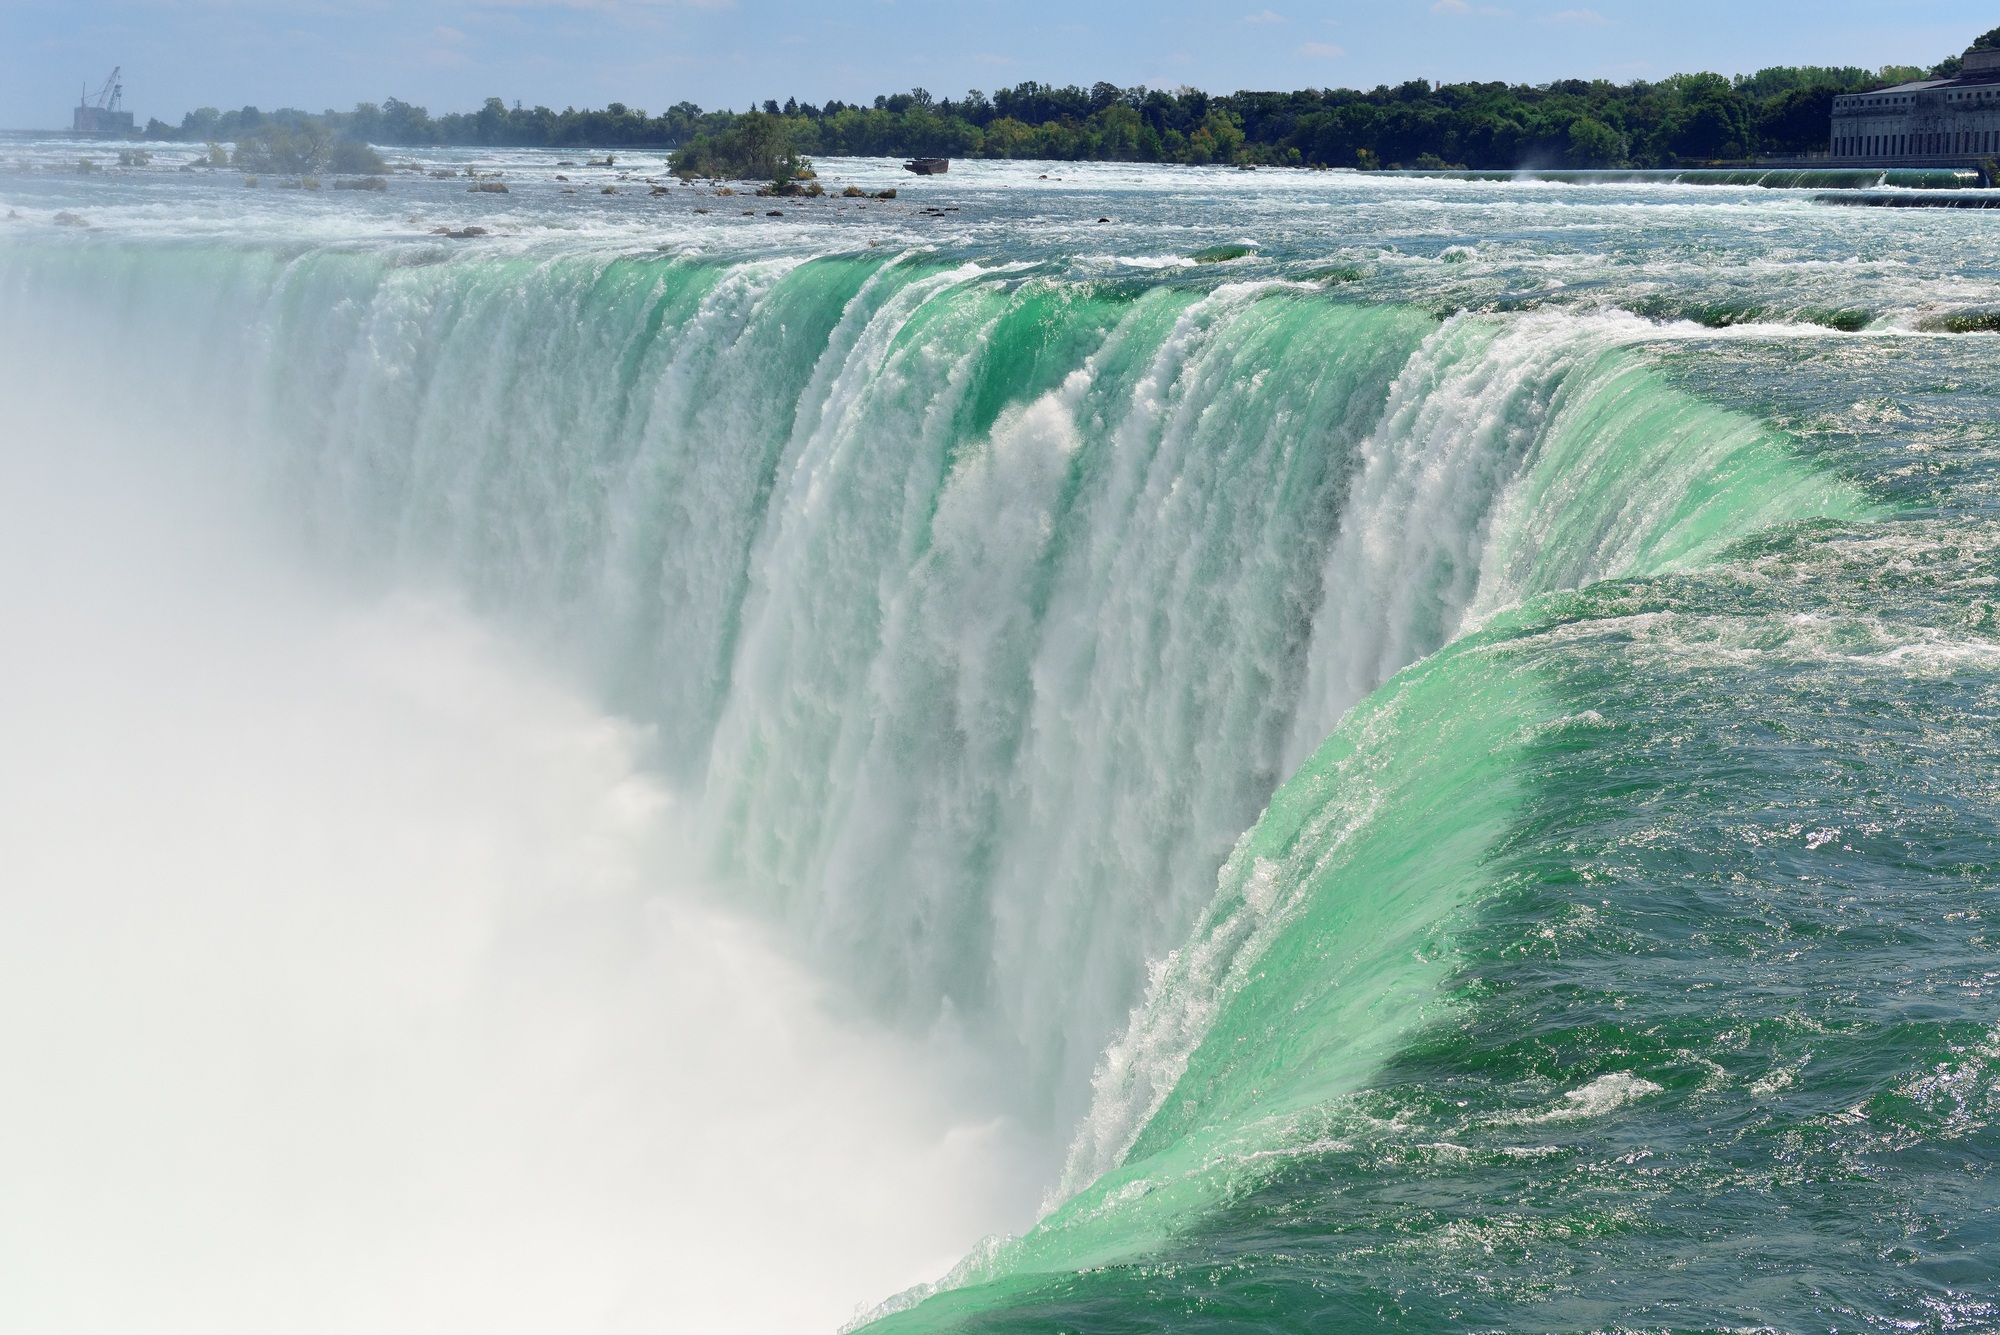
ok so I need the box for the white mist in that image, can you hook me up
[0,346,1038,1333]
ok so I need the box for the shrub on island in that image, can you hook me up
[667,111,812,189]
[234,125,387,177]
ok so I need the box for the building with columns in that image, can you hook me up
[1831,45,2000,165]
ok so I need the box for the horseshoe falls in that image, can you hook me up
[2,152,1998,1334]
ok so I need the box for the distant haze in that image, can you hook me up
[2,0,1994,134]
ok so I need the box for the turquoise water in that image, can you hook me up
[4,145,1998,1330]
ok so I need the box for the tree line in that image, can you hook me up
[144,38,1988,173]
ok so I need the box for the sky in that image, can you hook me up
[2,0,1994,131]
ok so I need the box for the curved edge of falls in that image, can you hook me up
[853,318,1880,1332]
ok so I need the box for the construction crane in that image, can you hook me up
[84,68,122,113]
[73,67,134,136]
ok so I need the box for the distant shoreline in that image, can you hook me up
[23,33,1999,173]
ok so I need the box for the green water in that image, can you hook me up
[864,336,1998,1331]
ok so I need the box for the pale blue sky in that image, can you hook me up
[4,0,1993,131]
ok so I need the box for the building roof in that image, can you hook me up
[1836,45,2000,101]
[1837,75,2000,103]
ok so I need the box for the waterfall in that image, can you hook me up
[0,236,1880,1327]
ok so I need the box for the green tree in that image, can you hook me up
[1664,76,1754,161]
[1094,104,1147,159]
[668,110,806,181]
[1184,107,1245,164]
[233,120,333,172]
[978,117,1036,158]
[1566,116,1626,166]
[1756,86,1839,154]
[329,140,387,174]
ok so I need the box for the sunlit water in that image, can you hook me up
[3,141,1998,1332]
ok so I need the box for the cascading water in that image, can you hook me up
[3,150,1997,1332]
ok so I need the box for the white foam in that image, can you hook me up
[0,342,1042,1335]
[1490,1073,1665,1126]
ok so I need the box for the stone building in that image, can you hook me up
[1830,45,2000,163]
[72,105,135,136]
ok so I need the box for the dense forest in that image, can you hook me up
[143,33,1991,173]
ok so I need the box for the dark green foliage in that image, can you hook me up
[151,35,1979,169]
[1566,117,1624,167]
[328,140,387,175]
[232,121,332,173]
[667,110,806,181]
[1756,86,1842,155]
[228,119,387,175]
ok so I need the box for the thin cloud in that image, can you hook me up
[1243,9,1286,22]
[1431,0,1471,12]
[1543,7,1606,22]
[420,24,471,66]
[1298,41,1344,57]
